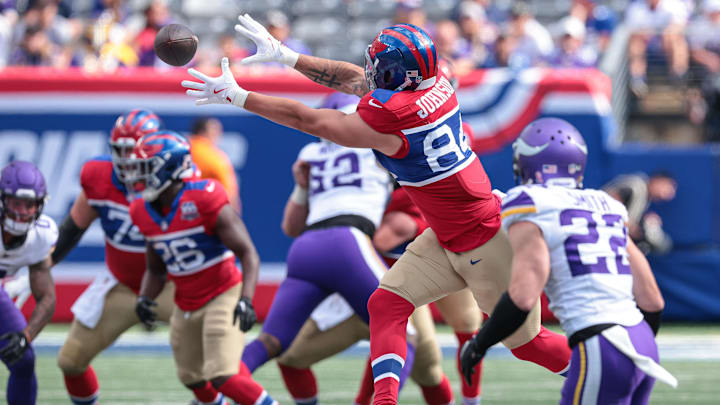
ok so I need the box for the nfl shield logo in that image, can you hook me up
[181,201,199,221]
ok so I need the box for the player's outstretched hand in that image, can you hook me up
[0,331,29,366]
[135,296,158,331]
[459,336,486,386]
[182,57,249,108]
[234,14,299,67]
[233,296,257,332]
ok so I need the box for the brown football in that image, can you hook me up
[154,24,198,66]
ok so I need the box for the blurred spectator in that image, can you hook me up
[603,172,677,254]
[687,0,720,136]
[189,117,241,213]
[455,1,496,69]
[133,0,170,66]
[11,0,81,67]
[505,1,553,68]
[10,23,54,65]
[546,16,597,68]
[393,0,428,29]
[569,0,617,53]
[219,32,249,65]
[625,0,689,97]
[481,28,519,68]
[262,9,310,64]
[434,19,476,75]
[0,7,18,67]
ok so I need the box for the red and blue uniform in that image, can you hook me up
[357,74,501,253]
[81,156,147,292]
[380,188,428,267]
[129,178,241,311]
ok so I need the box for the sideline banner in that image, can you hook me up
[0,67,614,322]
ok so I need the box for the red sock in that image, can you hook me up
[354,357,374,405]
[455,331,482,403]
[278,364,318,403]
[510,326,571,374]
[191,381,221,403]
[368,289,415,405]
[239,361,251,376]
[420,375,454,405]
[217,374,275,405]
[64,367,99,404]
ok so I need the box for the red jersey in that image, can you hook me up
[129,179,241,311]
[81,156,147,292]
[356,75,501,252]
[381,188,429,267]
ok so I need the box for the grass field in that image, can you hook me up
[1,324,719,404]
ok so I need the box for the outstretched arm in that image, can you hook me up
[233,14,369,97]
[294,54,369,97]
[181,58,402,155]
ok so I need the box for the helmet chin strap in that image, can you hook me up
[141,180,172,202]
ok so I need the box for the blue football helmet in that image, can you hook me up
[128,130,193,201]
[110,109,162,181]
[364,23,438,92]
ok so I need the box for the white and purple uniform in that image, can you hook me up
[502,184,677,404]
[241,140,391,373]
[0,214,57,405]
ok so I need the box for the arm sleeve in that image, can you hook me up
[51,215,87,264]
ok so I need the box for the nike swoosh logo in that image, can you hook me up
[470,258,482,265]
[214,88,228,94]
[368,99,382,109]
[206,182,215,192]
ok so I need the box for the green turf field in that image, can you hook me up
[1,324,719,404]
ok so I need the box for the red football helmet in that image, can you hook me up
[110,109,162,181]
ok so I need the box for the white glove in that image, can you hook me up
[234,13,299,67]
[181,57,249,108]
[3,276,31,309]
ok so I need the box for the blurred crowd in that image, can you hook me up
[3,0,720,141]
[0,0,619,72]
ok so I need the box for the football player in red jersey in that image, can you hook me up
[128,131,277,405]
[184,15,571,405]
[52,110,227,405]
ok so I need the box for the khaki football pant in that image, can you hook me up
[434,288,482,333]
[278,304,444,386]
[379,227,541,349]
[57,281,175,375]
[171,282,244,384]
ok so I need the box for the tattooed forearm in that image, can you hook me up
[295,55,370,97]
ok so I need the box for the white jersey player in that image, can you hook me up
[460,118,674,405]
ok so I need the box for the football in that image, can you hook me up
[153,24,198,66]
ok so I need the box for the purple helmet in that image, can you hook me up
[319,92,360,113]
[0,161,48,235]
[512,118,588,188]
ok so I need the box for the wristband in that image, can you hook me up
[290,184,309,205]
[280,46,299,68]
[230,87,249,108]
